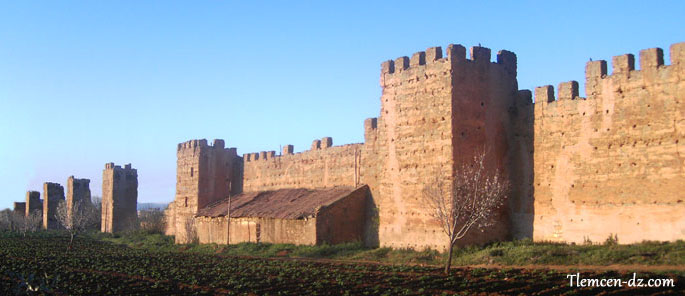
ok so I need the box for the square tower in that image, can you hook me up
[172,139,242,243]
[43,182,65,229]
[25,191,42,217]
[101,163,138,233]
[67,176,91,222]
[366,45,520,250]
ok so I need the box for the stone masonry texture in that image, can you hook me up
[164,41,684,250]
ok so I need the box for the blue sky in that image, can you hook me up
[1,1,683,209]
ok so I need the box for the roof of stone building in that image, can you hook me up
[197,186,365,219]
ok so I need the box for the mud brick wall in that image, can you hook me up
[315,185,369,244]
[242,140,362,192]
[367,45,519,250]
[532,43,685,243]
[101,163,138,233]
[42,182,64,229]
[171,139,242,243]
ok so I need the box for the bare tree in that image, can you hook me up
[55,200,99,248]
[423,151,510,273]
[18,211,42,237]
[139,208,165,233]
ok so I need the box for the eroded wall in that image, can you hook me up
[43,182,64,229]
[242,141,362,192]
[25,191,41,217]
[532,43,685,243]
[66,176,91,222]
[101,163,138,233]
[196,216,318,245]
[366,45,519,250]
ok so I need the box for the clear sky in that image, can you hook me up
[1,1,683,209]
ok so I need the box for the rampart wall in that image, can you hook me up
[532,43,685,243]
[242,138,362,192]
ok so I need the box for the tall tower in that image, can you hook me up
[25,191,42,217]
[66,176,91,222]
[173,139,242,243]
[43,182,65,229]
[101,163,138,233]
[365,44,521,249]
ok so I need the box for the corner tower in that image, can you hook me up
[172,139,242,243]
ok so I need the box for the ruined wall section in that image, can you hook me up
[43,182,64,229]
[66,176,91,222]
[242,139,362,192]
[172,139,242,243]
[101,163,138,233]
[371,45,520,250]
[25,191,41,217]
[532,42,685,243]
[13,202,26,214]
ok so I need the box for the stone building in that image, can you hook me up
[101,163,138,233]
[43,182,65,229]
[66,176,91,222]
[25,191,42,217]
[195,186,369,245]
[162,41,684,249]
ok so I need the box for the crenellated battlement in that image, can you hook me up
[380,44,517,77]
[534,41,684,108]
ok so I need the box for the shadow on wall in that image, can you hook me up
[363,193,380,247]
[508,90,535,240]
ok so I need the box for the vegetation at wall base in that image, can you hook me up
[1,231,682,295]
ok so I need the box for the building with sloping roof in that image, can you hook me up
[195,186,369,245]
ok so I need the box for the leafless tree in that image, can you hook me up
[423,150,510,273]
[55,200,99,248]
[139,208,165,233]
[18,211,43,237]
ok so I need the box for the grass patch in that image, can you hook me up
[80,231,685,267]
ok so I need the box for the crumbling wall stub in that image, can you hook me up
[13,202,26,214]
[66,176,91,222]
[43,182,65,229]
[25,191,42,217]
[101,163,138,233]
[532,42,685,244]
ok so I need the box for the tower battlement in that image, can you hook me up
[380,44,517,78]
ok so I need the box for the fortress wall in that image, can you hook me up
[242,141,362,192]
[532,43,685,243]
[370,45,519,250]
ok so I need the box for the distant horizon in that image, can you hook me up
[2,1,684,210]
